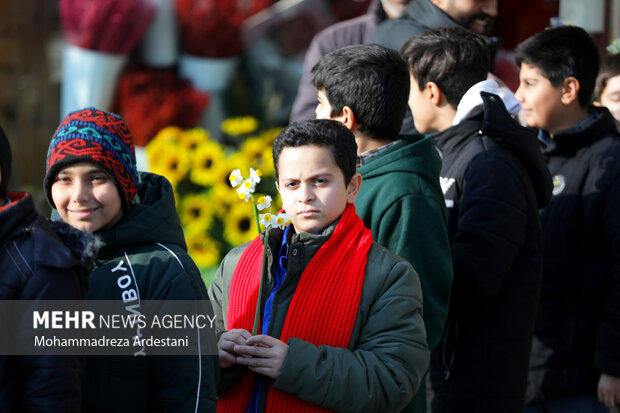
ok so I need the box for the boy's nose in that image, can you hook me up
[72,180,91,203]
[514,87,524,103]
[299,184,315,202]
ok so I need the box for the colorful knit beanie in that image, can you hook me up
[44,107,139,210]
[0,125,11,198]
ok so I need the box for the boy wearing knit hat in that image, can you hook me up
[208,119,430,412]
[0,125,95,411]
[44,107,218,412]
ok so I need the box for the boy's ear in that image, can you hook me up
[425,82,443,107]
[340,106,357,131]
[560,77,581,105]
[346,173,362,204]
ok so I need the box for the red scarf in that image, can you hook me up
[218,203,373,413]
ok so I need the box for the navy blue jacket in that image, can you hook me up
[527,107,620,402]
[0,192,95,413]
[429,93,552,413]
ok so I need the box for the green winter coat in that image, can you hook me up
[356,134,452,351]
[356,135,453,413]
[208,218,430,413]
[70,172,218,412]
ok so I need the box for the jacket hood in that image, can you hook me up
[358,134,441,185]
[401,0,500,61]
[542,106,620,153]
[96,172,187,251]
[433,92,552,208]
[479,92,553,208]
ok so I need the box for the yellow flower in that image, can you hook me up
[185,228,220,268]
[180,128,210,153]
[224,203,258,246]
[260,147,275,176]
[211,183,240,218]
[221,116,259,136]
[189,140,227,187]
[241,136,265,163]
[239,137,275,175]
[227,153,252,178]
[259,127,282,146]
[179,194,213,230]
[153,126,184,144]
[149,147,190,186]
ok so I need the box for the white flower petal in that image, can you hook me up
[256,195,272,211]
[229,169,244,187]
[259,213,274,228]
[249,168,262,185]
[275,213,291,229]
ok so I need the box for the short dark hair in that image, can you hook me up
[311,44,409,140]
[400,26,491,109]
[596,53,620,101]
[273,119,357,185]
[515,25,599,107]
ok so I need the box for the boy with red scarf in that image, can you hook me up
[208,119,430,413]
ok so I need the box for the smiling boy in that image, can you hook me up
[44,107,218,412]
[514,26,620,411]
[208,119,430,412]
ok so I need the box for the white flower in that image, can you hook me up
[229,169,244,188]
[256,195,272,211]
[249,168,262,185]
[236,178,255,202]
[274,212,290,229]
[259,213,275,228]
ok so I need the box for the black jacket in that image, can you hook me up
[79,173,218,413]
[0,191,95,413]
[527,107,620,402]
[429,93,552,413]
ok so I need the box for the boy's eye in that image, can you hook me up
[91,175,107,182]
[285,181,299,188]
[55,176,71,183]
[314,177,327,184]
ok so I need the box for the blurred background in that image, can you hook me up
[0,0,618,221]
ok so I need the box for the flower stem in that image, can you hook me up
[252,231,268,336]
[251,197,261,234]
[251,196,265,336]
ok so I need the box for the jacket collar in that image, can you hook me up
[433,92,553,208]
[0,191,35,241]
[540,106,620,154]
[405,0,459,30]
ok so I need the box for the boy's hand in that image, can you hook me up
[598,373,620,408]
[234,335,289,379]
[218,329,252,369]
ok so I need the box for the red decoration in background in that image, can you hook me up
[175,0,273,57]
[59,0,155,54]
[113,66,210,146]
